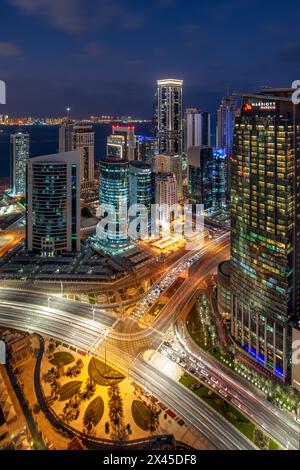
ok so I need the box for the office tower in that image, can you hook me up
[135,135,157,167]
[59,120,73,152]
[27,150,81,255]
[155,79,183,155]
[231,88,300,382]
[59,123,95,186]
[155,172,178,228]
[216,96,239,204]
[10,131,29,195]
[129,161,152,238]
[107,126,136,161]
[98,158,129,249]
[188,146,214,212]
[154,154,183,200]
[212,148,227,210]
[185,108,211,151]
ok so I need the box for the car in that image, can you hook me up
[219,389,228,398]
[275,402,284,411]
[180,351,186,358]
[211,376,218,385]
[200,369,209,377]
[294,416,300,425]
[189,356,196,364]
[197,362,203,368]
[171,355,176,362]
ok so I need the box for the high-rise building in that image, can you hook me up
[27,150,81,255]
[188,146,214,212]
[155,79,183,155]
[212,148,227,210]
[59,123,95,186]
[216,96,239,204]
[129,161,152,238]
[231,88,300,382]
[10,131,29,195]
[155,172,178,228]
[136,135,157,167]
[184,108,211,152]
[154,154,183,200]
[107,126,136,161]
[97,158,129,249]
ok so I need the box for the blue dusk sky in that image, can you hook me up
[0,0,300,117]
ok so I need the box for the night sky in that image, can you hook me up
[1,0,300,118]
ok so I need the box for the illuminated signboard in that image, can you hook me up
[243,101,277,112]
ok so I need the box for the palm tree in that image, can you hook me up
[108,384,124,435]
[148,405,160,434]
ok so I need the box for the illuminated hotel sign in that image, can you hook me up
[243,101,277,112]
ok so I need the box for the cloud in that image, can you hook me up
[85,42,106,57]
[0,41,20,56]
[9,0,144,33]
[10,0,85,32]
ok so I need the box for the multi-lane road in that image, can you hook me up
[0,233,299,450]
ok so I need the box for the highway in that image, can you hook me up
[0,231,298,450]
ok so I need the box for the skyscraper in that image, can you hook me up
[59,123,95,186]
[155,79,183,155]
[231,88,300,382]
[212,148,227,210]
[129,161,152,238]
[97,158,129,249]
[188,146,214,212]
[155,172,178,229]
[216,96,239,204]
[107,126,137,161]
[27,150,81,255]
[184,108,211,152]
[10,131,29,196]
[154,153,182,200]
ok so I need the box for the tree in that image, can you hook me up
[108,384,124,435]
[148,405,160,434]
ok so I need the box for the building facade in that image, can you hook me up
[155,79,183,155]
[10,131,29,196]
[231,88,300,381]
[59,123,95,186]
[216,96,239,204]
[27,151,81,255]
[184,108,211,153]
[129,161,152,238]
[188,145,214,212]
[97,158,129,248]
[155,172,178,229]
[217,260,231,321]
[107,126,136,161]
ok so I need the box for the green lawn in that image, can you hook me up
[84,396,104,426]
[88,357,125,386]
[59,381,82,401]
[179,373,280,449]
[131,400,151,431]
[50,351,75,366]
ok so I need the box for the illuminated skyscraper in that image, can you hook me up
[231,88,300,382]
[154,153,182,200]
[155,172,178,228]
[129,161,152,237]
[27,150,81,255]
[188,146,214,212]
[98,158,129,249]
[107,126,136,161]
[59,123,95,186]
[10,131,29,195]
[155,79,183,155]
[216,96,239,203]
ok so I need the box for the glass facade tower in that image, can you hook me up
[10,131,29,195]
[98,158,129,248]
[231,88,300,381]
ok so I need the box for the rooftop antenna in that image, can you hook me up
[66,106,71,122]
